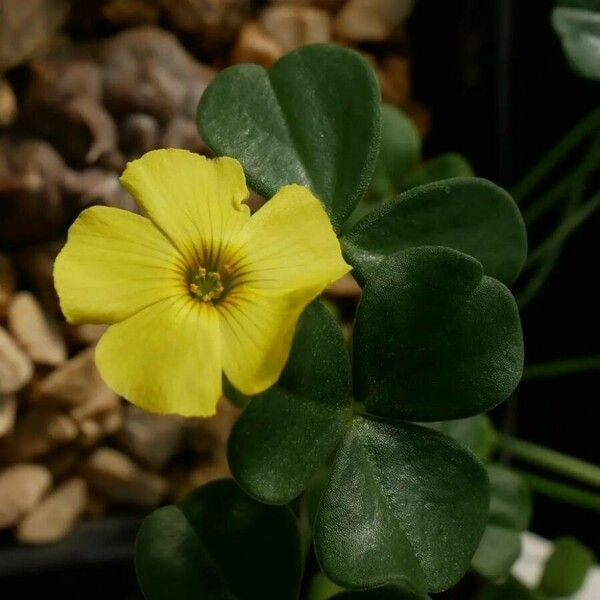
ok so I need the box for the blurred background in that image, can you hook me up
[0,0,598,597]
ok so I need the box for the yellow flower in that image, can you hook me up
[54,149,350,417]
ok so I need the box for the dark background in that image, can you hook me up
[410,0,599,554]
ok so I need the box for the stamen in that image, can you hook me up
[188,266,226,303]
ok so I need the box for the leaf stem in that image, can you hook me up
[512,105,600,203]
[525,192,600,268]
[512,469,600,513]
[498,436,600,489]
[523,355,600,380]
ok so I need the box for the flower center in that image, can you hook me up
[188,266,226,303]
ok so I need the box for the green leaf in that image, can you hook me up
[135,480,303,600]
[539,536,596,597]
[477,576,543,600]
[553,6,600,80]
[314,417,489,593]
[198,44,381,231]
[228,301,352,504]
[307,573,345,600]
[332,586,429,599]
[342,178,527,286]
[352,247,524,422]
[472,465,532,579]
[399,153,474,191]
[370,104,421,201]
[428,415,498,461]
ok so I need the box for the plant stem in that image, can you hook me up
[513,469,600,513]
[525,192,600,268]
[498,436,600,489]
[512,105,600,203]
[522,151,600,225]
[523,355,600,379]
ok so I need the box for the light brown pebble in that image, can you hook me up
[84,447,168,508]
[117,404,185,469]
[185,398,239,455]
[0,253,16,317]
[8,292,67,367]
[0,394,17,438]
[334,0,414,42]
[16,478,87,544]
[0,464,52,529]
[260,6,331,53]
[0,326,34,394]
[231,21,284,68]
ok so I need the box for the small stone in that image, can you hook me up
[334,0,414,42]
[66,323,108,346]
[260,6,331,52]
[0,253,16,317]
[8,292,67,367]
[231,21,284,68]
[102,0,160,25]
[32,346,102,406]
[161,117,209,154]
[42,447,85,479]
[378,55,411,108]
[0,78,17,126]
[117,404,185,469]
[0,395,17,438]
[325,273,361,299]
[121,113,160,156]
[185,398,239,455]
[16,478,87,544]
[84,447,168,508]
[0,464,52,529]
[171,456,230,501]
[77,419,104,448]
[0,407,78,462]
[69,387,120,424]
[0,326,33,394]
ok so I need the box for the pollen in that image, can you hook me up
[188,267,225,303]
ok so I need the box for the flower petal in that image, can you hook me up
[120,149,250,266]
[233,184,351,295]
[220,184,350,395]
[218,291,307,395]
[96,296,222,417]
[54,206,185,325]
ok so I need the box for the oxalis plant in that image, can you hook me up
[53,45,531,598]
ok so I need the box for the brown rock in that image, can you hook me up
[231,21,284,68]
[77,419,104,448]
[0,78,17,126]
[0,253,16,317]
[8,292,67,367]
[0,140,67,246]
[334,0,414,42]
[0,326,33,394]
[161,0,251,56]
[14,241,63,316]
[84,447,168,508]
[171,456,230,501]
[378,55,411,108]
[260,6,331,53]
[100,27,214,123]
[161,117,209,154]
[117,404,185,469]
[325,273,361,299]
[121,113,160,155]
[0,395,17,438]
[102,0,161,25]
[16,478,87,544]
[0,407,78,462]
[185,398,239,455]
[69,386,120,424]
[0,464,52,529]
[65,323,108,346]
[42,447,85,479]
[0,0,70,72]
[32,346,102,407]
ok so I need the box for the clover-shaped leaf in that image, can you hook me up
[228,301,352,504]
[428,415,498,462]
[135,480,302,600]
[399,153,474,191]
[342,178,527,286]
[353,246,524,421]
[198,44,381,231]
[472,465,532,579]
[332,587,429,599]
[314,417,488,593]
